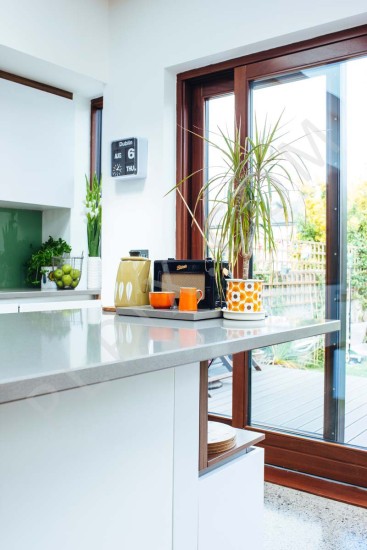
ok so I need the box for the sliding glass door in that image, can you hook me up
[246,57,367,450]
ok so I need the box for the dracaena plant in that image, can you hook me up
[171,115,303,287]
[85,173,102,257]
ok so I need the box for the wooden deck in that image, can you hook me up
[208,362,367,448]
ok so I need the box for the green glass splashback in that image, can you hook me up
[0,208,42,289]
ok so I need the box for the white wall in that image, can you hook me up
[101,0,367,304]
[0,0,109,83]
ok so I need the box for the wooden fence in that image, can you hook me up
[253,239,326,319]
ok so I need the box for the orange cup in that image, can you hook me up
[149,291,175,309]
[178,287,203,311]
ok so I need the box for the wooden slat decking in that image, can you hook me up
[208,363,367,448]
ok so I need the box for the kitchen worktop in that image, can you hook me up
[0,308,340,404]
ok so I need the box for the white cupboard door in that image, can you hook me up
[0,304,18,314]
[199,448,264,550]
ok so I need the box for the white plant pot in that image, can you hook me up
[87,256,102,289]
[41,266,55,291]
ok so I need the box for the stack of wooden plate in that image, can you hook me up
[207,421,237,455]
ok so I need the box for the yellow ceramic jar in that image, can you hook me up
[114,256,151,307]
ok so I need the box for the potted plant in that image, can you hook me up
[25,236,72,289]
[85,173,102,289]
[171,116,302,319]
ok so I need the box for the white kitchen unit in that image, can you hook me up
[0,303,18,314]
[0,311,340,550]
[199,448,264,550]
[0,78,74,209]
[0,368,187,550]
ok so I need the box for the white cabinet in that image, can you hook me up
[0,78,74,208]
[199,448,264,550]
[0,304,18,314]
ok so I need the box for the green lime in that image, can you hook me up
[71,279,79,288]
[56,280,64,288]
[62,274,73,287]
[62,264,72,274]
[54,269,63,280]
[71,268,81,280]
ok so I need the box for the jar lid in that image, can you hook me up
[120,256,150,261]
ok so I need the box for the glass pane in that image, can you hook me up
[250,67,329,438]
[251,336,325,436]
[205,94,235,258]
[205,93,234,418]
[0,208,42,289]
[93,108,103,181]
[251,69,327,321]
[208,355,232,418]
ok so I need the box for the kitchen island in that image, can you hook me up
[0,309,339,549]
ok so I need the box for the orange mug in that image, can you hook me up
[178,287,203,311]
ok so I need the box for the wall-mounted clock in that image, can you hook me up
[111,137,148,180]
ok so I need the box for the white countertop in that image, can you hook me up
[0,308,340,404]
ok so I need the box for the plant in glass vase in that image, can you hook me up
[85,173,102,289]
[171,116,303,320]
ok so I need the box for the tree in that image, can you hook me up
[297,183,326,243]
[348,181,367,309]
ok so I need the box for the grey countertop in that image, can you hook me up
[0,308,340,404]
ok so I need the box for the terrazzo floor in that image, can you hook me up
[264,483,367,550]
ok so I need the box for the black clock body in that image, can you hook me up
[111,138,138,177]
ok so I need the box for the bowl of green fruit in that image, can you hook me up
[52,255,83,290]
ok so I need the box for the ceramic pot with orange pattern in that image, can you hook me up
[223,279,265,320]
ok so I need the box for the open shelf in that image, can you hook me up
[208,428,264,466]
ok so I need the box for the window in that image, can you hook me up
[90,97,103,182]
